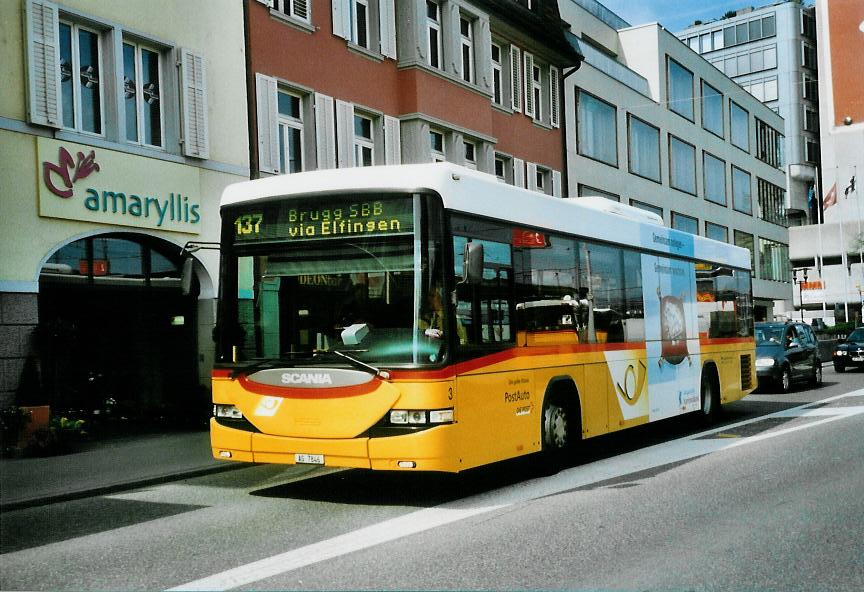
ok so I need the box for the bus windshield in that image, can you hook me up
[221,193,445,367]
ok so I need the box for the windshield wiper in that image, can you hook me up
[229,352,314,378]
[328,349,390,380]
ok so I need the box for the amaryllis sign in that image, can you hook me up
[37,138,202,235]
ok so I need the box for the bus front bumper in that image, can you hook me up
[210,419,461,472]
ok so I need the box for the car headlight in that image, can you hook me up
[214,404,243,419]
[834,350,848,357]
[389,409,453,425]
[755,357,776,368]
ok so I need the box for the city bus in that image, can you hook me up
[208,163,756,472]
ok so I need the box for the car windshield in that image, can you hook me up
[755,325,784,345]
[847,329,864,342]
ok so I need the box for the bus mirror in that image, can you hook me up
[463,242,484,285]
[181,257,195,296]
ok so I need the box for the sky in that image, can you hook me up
[596,0,783,33]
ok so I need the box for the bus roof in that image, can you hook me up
[221,163,751,270]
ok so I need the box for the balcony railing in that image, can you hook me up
[565,0,631,30]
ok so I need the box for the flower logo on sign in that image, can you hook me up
[43,147,101,198]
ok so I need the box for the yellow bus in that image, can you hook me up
[209,163,756,472]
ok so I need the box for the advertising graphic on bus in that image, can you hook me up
[207,163,755,472]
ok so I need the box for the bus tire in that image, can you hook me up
[699,364,721,425]
[540,380,580,470]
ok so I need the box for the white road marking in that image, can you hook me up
[168,388,864,591]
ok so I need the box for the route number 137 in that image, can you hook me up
[235,213,263,236]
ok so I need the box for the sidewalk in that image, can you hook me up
[0,430,231,510]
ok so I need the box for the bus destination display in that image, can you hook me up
[232,197,414,243]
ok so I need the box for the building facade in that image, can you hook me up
[788,0,864,325]
[559,0,792,320]
[676,1,819,229]
[246,0,580,191]
[0,0,249,419]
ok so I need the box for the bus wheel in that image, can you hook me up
[543,401,570,450]
[700,365,721,424]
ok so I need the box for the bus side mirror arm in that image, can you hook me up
[179,241,220,297]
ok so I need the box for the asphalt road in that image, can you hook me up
[2,367,863,591]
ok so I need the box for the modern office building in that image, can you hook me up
[675,1,819,229]
[788,0,864,325]
[559,0,792,320]
[0,0,249,416]
[246,0,581,193]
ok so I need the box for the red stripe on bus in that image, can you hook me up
[389,342,644,380]
[212,369,233,379]
[236,375,381,399]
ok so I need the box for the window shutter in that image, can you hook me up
[25,0,61,128]
[523,51,535,118]
[384,115,401,165]
[550,65,560,128]
[180,48,209,159]
[255,73,279,174]
[526,162,538,191]
[552,170,562,197]
[293,0,309,20]
[315,93,336,169]
[379,0,397,59]
[253,0,274,6]
[510,45,522,112]
[513,157,525,188]
[332,0,350,40]
[335,99,354,168]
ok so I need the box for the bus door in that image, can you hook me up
[452,236,536,468]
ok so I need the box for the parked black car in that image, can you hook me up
[832,328,864,372]
[755,322,822,392]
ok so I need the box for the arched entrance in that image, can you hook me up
[38,233,205,432]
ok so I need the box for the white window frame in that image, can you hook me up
[430,129,445,162]
[350,0,370,49]
[459,13,474,84]
[531,63,542,122]
[122,39,165,149]
[463,139,476,169]
[353,112,375,167]
[273,0,310,23]
[59,19,105,137]
[426,0,442,70]
[278,90,305,174]
[491,42,503,105]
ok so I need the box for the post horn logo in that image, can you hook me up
[43,146,101,198]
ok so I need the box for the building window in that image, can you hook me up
[701,81,723,138]
[732,165,752,215]
[460,14,474,83]
[805,139,820,164]
[349,0,370,48]
[628,115,660,182]
[122,41,162,147]
[630,199,663,220]
[703,152,726,206]
[734,230,755,273]
[801,10,816,39]
[274,0,310,22]
[494,154,508,182]
[705,221,728,243]
[430,129,445,162]
[804,107,819,133]
[802,43,817,70]
[756,119,783,168]
[578,184,619,202]
[802,72,818,101]
[426,1,442,70]
[669,135,696,195]
[491,42,503,105]
[667,58,694,121]
[758,178,787,227]
[278,91,304,173]
[672,212,698,235]
[353,114,374,167]
[730,101,749,152]
[464,140,476,169]
[59,21,103,135]
[759,238,791,282]
[577,90,617,166]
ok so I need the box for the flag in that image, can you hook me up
[823,182,837,210]
[808,185,815,207]
[844,176,856,197]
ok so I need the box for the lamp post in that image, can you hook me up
[793,267,810,322]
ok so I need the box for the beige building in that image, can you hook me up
[0,0,249,419]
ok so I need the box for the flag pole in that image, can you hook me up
[837,168,849,322]
[815,166,826,318]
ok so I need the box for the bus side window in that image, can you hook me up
[453,235,513,346]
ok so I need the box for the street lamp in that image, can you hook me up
[793,267,810,322]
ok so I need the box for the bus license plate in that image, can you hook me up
[852,356,864,362]
[295,453,324,465]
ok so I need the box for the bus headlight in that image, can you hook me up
[755,358,776,368]
[214,404,243,419]
[389,409,453,425]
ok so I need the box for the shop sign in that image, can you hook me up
[38,137,202,234]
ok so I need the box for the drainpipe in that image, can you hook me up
[243,0,258,180]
